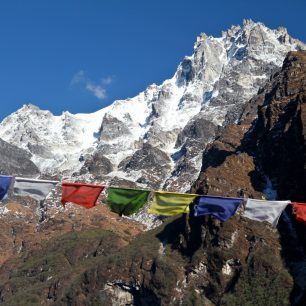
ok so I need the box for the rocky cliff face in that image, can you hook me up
[0,20,304,193]
[0,138,39,177]
[254,52,306,201]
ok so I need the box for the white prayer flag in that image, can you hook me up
[13,177,58,202]
[243,198,290,227]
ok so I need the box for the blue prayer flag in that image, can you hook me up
[0,175,13,201]
[194,195,244,221]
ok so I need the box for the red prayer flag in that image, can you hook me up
[292,202,306,225]
[61,182,105,209]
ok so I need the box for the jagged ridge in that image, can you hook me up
[0,20,304,195]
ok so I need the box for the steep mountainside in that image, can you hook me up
[193,51,306,201]
[0,214,294,306]
[0,51,305,306]
[192,50,306,304]
[0,106,108,177]
[0,20,305,193]
[0,200,143,265]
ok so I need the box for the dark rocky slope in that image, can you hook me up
[192,50,306,305]
[193,51,306,201]
[0,215,293,306]
[0,51,304,305]
[0,138,39,177]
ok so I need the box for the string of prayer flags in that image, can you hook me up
[107,187,151,216]
[292,202,306,225]
[2,174,303,231]
[61,182,105,209]
[148,191,198,216]
[243,199,290,227]
[14,177,58,202]
[194,195,244,221]
[0,175,13,201]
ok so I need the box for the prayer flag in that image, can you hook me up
[292,202,306,225]
[148,191,198,216]
[0,175,13,201]
[107,187,151,216]
[14,177,58,202]
[243,199,290,227]
[194,195,243,221]
[61,182,105,209]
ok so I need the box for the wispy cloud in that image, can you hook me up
[101,76,113,85]
[70,70,113,100]
[70,70,86,86]
[86,82,107,99]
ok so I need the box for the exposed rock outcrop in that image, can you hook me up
[79,152,113,177]
[119,143,172,189]
[0,138,39,177]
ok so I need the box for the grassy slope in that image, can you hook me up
[0,215,293,306]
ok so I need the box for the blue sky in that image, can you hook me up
[0,0,305,120]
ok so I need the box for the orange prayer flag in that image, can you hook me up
[292,202,306,225]
[61,182,105,209]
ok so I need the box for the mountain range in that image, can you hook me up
[0,20,305,305]
[0,20,304,193]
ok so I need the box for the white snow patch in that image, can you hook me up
[0,206,10,215]
[222,259,235,276]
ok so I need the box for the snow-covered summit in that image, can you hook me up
[0,104,109,174]
[0,20,305,191]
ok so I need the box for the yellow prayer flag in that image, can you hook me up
[148,191,198,216]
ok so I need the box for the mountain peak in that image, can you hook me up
[243,18,257,27]
[20,103,41,112]
[0,21,305,193]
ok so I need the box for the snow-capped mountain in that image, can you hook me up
[0,20,305,192]
[0,105,110,176]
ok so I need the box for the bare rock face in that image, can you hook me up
[100,283,134,306]
[254,52,306,201]
[79,151,113,177]
[119,143,172,189]
[0,138,39,176]
[192,123,264,199]
[175,117,217,149]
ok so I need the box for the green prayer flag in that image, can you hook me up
[107,187,151,216]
